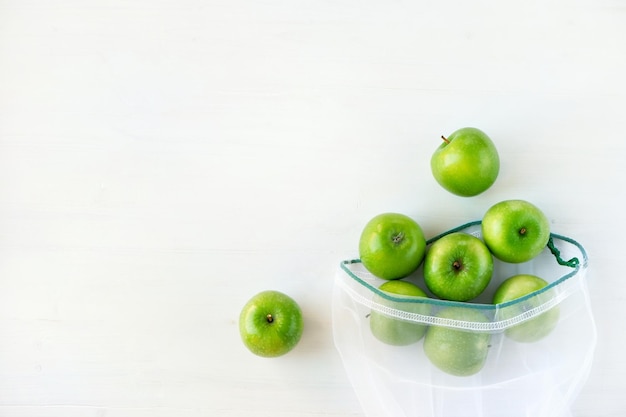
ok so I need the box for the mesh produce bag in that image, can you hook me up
[332,221,596,417]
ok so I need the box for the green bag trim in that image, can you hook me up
[340,220,587,312]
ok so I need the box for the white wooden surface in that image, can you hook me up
[1,1,625,416]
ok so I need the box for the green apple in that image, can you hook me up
[359,213,427,280]
[423,307,491,376]
[239,290,304,358]
[423,232,494,301]
[430,127,500,197]
[482,199,550,263]
[493,274,560,343]
[369,280,430,346]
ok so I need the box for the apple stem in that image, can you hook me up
[392,232,404,245]
[441,135,450,144]
[519,228,527,235]
[266,314,274,323]
[452,260,463,271]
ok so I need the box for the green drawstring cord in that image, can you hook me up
[547,236,579,268]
